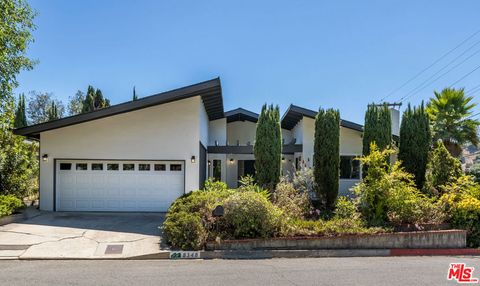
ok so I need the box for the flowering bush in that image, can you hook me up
[272,179,310,220]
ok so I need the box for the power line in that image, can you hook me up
[465,83,480,95]
[399,41,480,102]
[399,48,480,103]
[380,28,480,102]
[450,63,480,87]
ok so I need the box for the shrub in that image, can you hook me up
[292,167,315,199]
[354,143,445,226]
[238,175,270,199]
[162,211,206,250]
[425,141,462,195]
[438,176,480,247]
[334,196,360,219]
[0,195,24,217]
[282,217,385,237]
[386,185,445,225]
[222,191,284,239]
[450,197,480,247]
[273,179,310,220]
[353,143,396,225]
[164,188,234,250]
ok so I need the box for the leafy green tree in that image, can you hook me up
[14,93,28,128]
[426,88,480,157]
[0,96,38,197]
[68,90,84,116]
[254,104,282,190]
[313,108,340,211]
[426,140,462,193]
[362,103,392,156]
[0,0,36,103]
[27,91,64,124]
[398,103,431,189]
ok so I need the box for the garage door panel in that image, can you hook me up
[56,160,185,212]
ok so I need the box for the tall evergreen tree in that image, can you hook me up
[133,86,138,101]
[14,93,28,128]
[362,103,392,155]
[313,108,340,211]
[398,103,431,189]
[81,86,110,113]
[82,85,95,113]
[46,101,59,121]
[254,104,282,190]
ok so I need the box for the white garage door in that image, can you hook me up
[56,160,185,212]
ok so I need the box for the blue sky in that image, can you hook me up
[16,0,480,124]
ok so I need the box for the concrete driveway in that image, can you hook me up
[0,212,167,259]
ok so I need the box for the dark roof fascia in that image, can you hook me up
[225,108,259,123]
[14,78,223,139]
[281,104,363,132]
[207,144,302,155]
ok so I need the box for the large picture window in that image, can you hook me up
[340,156,360,179]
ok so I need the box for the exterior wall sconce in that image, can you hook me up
[229,158,234,163]
[282,157,285,161]
[191,156,196,163]
[42,154,48,162]
[208,160,211,166]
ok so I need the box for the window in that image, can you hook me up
[213,160,221,181]
[92,163,103,171]
[107,163,119,171]
[76,163,88,171]
[139,164,150,171]
[123,163,135,171]
[340,156,360,179]
[59,163,71,170]
[170,164,182,171]
[154,164,166,171]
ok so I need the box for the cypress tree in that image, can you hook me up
[82,85,96,113]
[313,108,340,211]
[362,103,392,155]
[133,86,138,101]
[398,102,431,189]
[14,93,28,128]
[47,101,59,121]
[254,104,282,190]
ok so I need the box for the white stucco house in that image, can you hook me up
[14,78,398,212]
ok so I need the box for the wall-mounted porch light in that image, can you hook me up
[42,154,48,162]
[208,160,211,166]
[229,158,234,163]
[282,157,285,161]
[191,156,196,163]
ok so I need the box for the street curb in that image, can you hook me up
[7,248,480,260]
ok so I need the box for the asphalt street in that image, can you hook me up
[1,256,479,286]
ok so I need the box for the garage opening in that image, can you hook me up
[55,160,185,212]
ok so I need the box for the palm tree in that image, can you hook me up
[426,87,479,157]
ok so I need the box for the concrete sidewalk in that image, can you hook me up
[0,211,168,259]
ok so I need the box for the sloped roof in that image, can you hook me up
[14,78,223,139]
[225,108,259,123]
[281,104,363,132]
